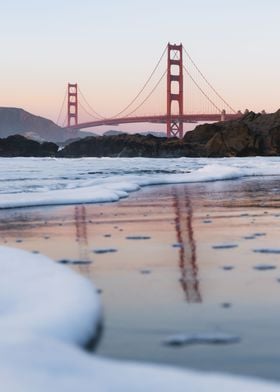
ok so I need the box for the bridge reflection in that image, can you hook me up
[173,187,202,303]
[74,205,90,268]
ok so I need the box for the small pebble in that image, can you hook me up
[126,236,151,240]
[140,269,151,274]
[212,244,238,250]
[254,264,276,271]
[221,303,232,308]
[253,248,280,254]
[58,259,69,264]
[93,248,118,254]
[172,243,183,248]
[57,259,91,265]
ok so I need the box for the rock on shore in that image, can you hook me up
[0,135,58,157]
[183,110,280,157]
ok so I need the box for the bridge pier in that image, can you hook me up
[221,109,226,122]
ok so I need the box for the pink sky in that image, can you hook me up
[1,0,280,133]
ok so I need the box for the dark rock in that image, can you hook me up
[58,110,280,157]
[58,133,195,158]
[0,135,59,157]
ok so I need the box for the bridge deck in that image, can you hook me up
[66,113,242,130]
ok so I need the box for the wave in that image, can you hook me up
[0,157,280,209]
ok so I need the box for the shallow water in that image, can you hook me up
[2,177,280,381]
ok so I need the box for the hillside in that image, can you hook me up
[0,107,94,143]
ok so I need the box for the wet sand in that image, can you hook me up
[2,178,280,381]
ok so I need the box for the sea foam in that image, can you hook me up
[1,156,280,209]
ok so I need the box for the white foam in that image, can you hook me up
[0,246,279,391]
[1,156,280,209]
[0,246,101,346]
[0,333,279,392]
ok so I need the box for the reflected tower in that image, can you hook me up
[74,205,90,266]
[173,187,202,303]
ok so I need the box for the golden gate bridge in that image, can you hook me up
[57,43,243,139]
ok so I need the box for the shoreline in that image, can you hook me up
[2,179,280,381]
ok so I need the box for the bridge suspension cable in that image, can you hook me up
[56,88,67,125]
[77,87,105,119]
[183,64,222,113]
[123,70,167,118]
[78,100,102,120]
[110,45,168,118]
[183,46,236,113]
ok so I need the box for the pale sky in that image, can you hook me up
[1,0,280,131]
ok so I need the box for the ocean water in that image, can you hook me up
[1,156,280,208]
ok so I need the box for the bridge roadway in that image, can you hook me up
[66,113,243,130]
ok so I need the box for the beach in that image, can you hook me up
[2,176,280,381]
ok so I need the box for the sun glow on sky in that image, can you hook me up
[1,0,280,131]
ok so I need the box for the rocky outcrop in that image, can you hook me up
[184,122,261,157]
[59,111,280,158]
[0,135,58,157]
[182,110,280,157]
[58,133,195,158]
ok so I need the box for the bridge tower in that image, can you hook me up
[67,83,78,127]
[167,43,184,139]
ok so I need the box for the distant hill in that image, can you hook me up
[103,130,126,136]
[102,130,166,138]
[139,131,167,138]
[0,107,94,143]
